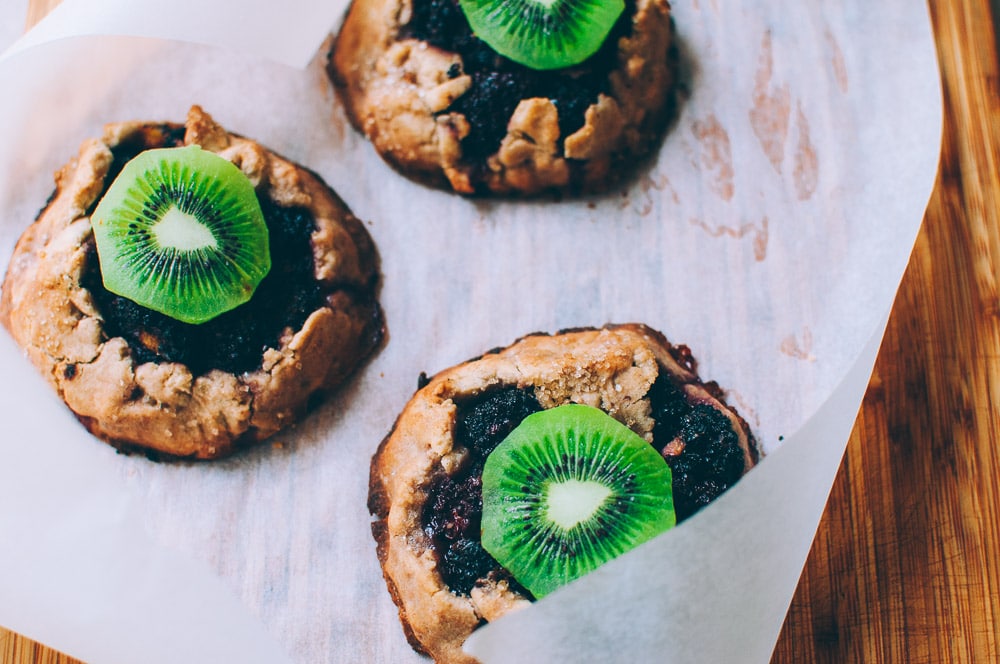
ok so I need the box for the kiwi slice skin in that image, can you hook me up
[91,145,270,325]
[458,0,626,71]
[481,403,675,598]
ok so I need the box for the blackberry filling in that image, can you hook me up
[423,473,495,595]
[667,405,746,519]
[424,375,748,595]
[650,375,747,521]
[80,125,327,376]
[456,387,545,459]
[423,387,542,595]
[402,0,636,163]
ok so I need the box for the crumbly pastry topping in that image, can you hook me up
[0,106,383,459]
[369,325,757,663]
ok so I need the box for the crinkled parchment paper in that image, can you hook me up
[0,1,940,662]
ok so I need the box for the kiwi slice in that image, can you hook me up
[481,403,675,598]
[458,0,625,71]
[91,145,270,325]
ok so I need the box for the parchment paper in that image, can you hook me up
[0,1,941,662]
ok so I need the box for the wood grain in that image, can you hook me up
[3,0,998,663]
[21,0,60,32]
[0,630,77,664]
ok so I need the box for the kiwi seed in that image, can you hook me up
[458,0,625,70]
[480,403,675,598]
[91,145,271,325]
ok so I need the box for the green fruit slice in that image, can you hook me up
[481,403,675,598]
[458,0,625,71]
[91,145,270,325]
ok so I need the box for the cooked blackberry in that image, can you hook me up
[423,470,505,593]
[424,387,541,593]
[648,372,691,441]
[664,404,746,521]
[441,538,499,595]
[449,72,531,163]
[425,472,483,542]
[401,0,480,54]
[455,387,543,459]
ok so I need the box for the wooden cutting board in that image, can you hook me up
[3,0,998,662]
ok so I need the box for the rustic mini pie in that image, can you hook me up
[329,0,676,195]
[369,324,758,663]
[0,106,384,460]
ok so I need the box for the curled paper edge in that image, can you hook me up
[2,0,347,69]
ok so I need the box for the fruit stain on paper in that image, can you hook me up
[688,215,768,261]
[825,29,849,93]
[749,31,791,175]
[623,171,680,215]
[748,30,824,201]
[793,102,818,201]
[780,327,817,362]
[690,113,734,202]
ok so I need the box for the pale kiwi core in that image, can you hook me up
[153,207,218,252]
[545,479,612,529]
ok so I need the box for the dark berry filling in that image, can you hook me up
[423,387,542,594]
[424,376,749,596]
[423,473,495,594]
[80,125,328,376]
[649,375,746,521]
[456,386,545,460]
[402,0,635,164]
[667,406,746,519]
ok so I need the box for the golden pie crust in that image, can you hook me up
[369,324,756,663]
[329,0,675,195]
[0,106,384,460]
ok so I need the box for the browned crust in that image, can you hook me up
[369,324,757,663]
[329,0,675,196]
[0,106,385,460]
